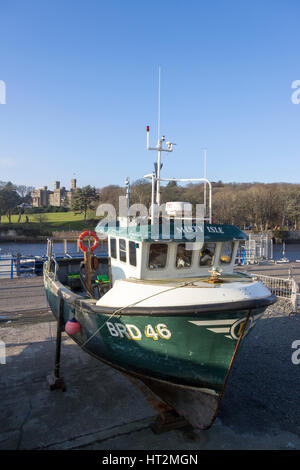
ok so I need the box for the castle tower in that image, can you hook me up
[71,178,77,190]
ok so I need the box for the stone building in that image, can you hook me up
[32,186,50,207]
[32,179,77,207]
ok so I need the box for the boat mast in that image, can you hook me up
[146,129,174,205]
[157,66,162,205]
[203,148,207,219]
[146,67,175,206]
[145,68,212,224]
[125,177,130,210]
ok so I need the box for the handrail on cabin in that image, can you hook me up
[143,175,212,224]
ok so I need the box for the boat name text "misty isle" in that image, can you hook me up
[175,224,224,235]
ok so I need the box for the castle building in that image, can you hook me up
[32,179,77,207]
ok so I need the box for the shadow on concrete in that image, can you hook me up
[0,329,155,450]
[219,314,300,436]
[1,312,300,450]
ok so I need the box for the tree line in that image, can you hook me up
[0,182,34,223]
[1,179,300,231]
[97,180,300,231]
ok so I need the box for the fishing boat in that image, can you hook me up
[44,126,276,430]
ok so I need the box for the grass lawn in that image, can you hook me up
[0,211,99,232]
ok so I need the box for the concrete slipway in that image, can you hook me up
[0,278,300,450]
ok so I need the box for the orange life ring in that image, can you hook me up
[78,230,100,253]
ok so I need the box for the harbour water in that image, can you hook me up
[1,241,300,261]
[0,241,107,258]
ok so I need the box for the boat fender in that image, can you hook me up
[65,318,81,335]
[78,231,100,253]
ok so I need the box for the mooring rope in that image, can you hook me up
[79,280,195,349]
[52,279,196,372]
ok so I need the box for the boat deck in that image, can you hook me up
[124,272,254,287]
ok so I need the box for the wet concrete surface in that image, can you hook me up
[0,301,300,450]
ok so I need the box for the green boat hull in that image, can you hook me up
[44,271,271,428]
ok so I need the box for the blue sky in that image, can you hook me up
[0,0,300,190]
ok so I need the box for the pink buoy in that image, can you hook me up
[65,318,81,335]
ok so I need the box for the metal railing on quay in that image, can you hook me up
[251,273,299,310]
[0,239,108,280]
[0,254,47,279]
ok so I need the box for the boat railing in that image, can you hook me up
[250,273,299,310]
[143,174,212,223]
[46,237,108,259]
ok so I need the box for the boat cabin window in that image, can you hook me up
[129,241,138,266]
[176,243,193,269]
[199,243,216,266]
[110,237,117,259]
[119,238,127,263]
[148,243,168,269]
[219,242,234,264]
